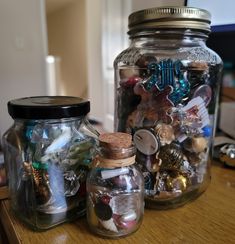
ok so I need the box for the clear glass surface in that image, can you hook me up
[114,30,223,208]
[87,164,144,238]
[3,117,97,230]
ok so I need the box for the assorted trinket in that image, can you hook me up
[117,60,214,207]
[3,96,98,230]
[87,132,144,238]
[114,7,223,208]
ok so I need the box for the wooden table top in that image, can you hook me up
[1,164,235,244]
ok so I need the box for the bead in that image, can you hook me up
[166,172,188,191]
[32,161,48,170]
[121,76,142,87]
[158,143,184,169]
[202,125,212,137]
[100,195,111,205]
[191,137,207,153]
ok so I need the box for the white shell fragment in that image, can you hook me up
[120,210,137,222]
[100,218,118,233]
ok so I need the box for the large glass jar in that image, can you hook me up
[114,7,223,209]
[3,96,98,230]
[87,132,144,238]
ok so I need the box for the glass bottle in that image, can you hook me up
[3,96,98,230]
[114,7,223,209]
[87,132,144,238]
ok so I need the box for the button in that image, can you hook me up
[134,129,160,155]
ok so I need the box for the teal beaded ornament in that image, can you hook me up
[145,59,190,105]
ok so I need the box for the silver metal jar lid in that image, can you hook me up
[128,6,211,34]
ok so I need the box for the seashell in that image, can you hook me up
[120,210,137,222]
[155,123,175,146]
[99,218,118,233]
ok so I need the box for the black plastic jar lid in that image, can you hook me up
[8,96,90,120]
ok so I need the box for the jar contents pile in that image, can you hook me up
[116,58,219,206]
[20,120,95,216]
[114,7,223,208]
[3,96,97,229]
[87,132,144,238]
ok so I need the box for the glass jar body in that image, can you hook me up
[86,164,144,238]
[114,31,223,209]
[3,117,97,230]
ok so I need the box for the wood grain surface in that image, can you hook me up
[0,186,8,200]
[1,164,235,244]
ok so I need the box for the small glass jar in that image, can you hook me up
[114,7,223,209]
[3,96,98,230]
[86,132,144,238]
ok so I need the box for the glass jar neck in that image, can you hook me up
[129,29,208,48]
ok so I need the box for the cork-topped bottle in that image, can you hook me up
[86,132,144,238]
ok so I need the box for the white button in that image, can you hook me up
[134,129,159,155]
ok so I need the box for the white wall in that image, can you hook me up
[0,0,48,135]
[47,0,88,99]
[86,0,103,122]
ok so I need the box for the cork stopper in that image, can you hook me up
[99,132,132,149]
[98,132,134,159]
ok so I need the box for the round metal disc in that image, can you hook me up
[133,129,159,155]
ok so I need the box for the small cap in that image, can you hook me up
[8,96,90,120]
[128,6,211,35]
[99,132,132,149]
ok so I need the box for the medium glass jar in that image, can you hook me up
[114,7,223,209]
[86,132,144,238]
[3,96,98,230]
